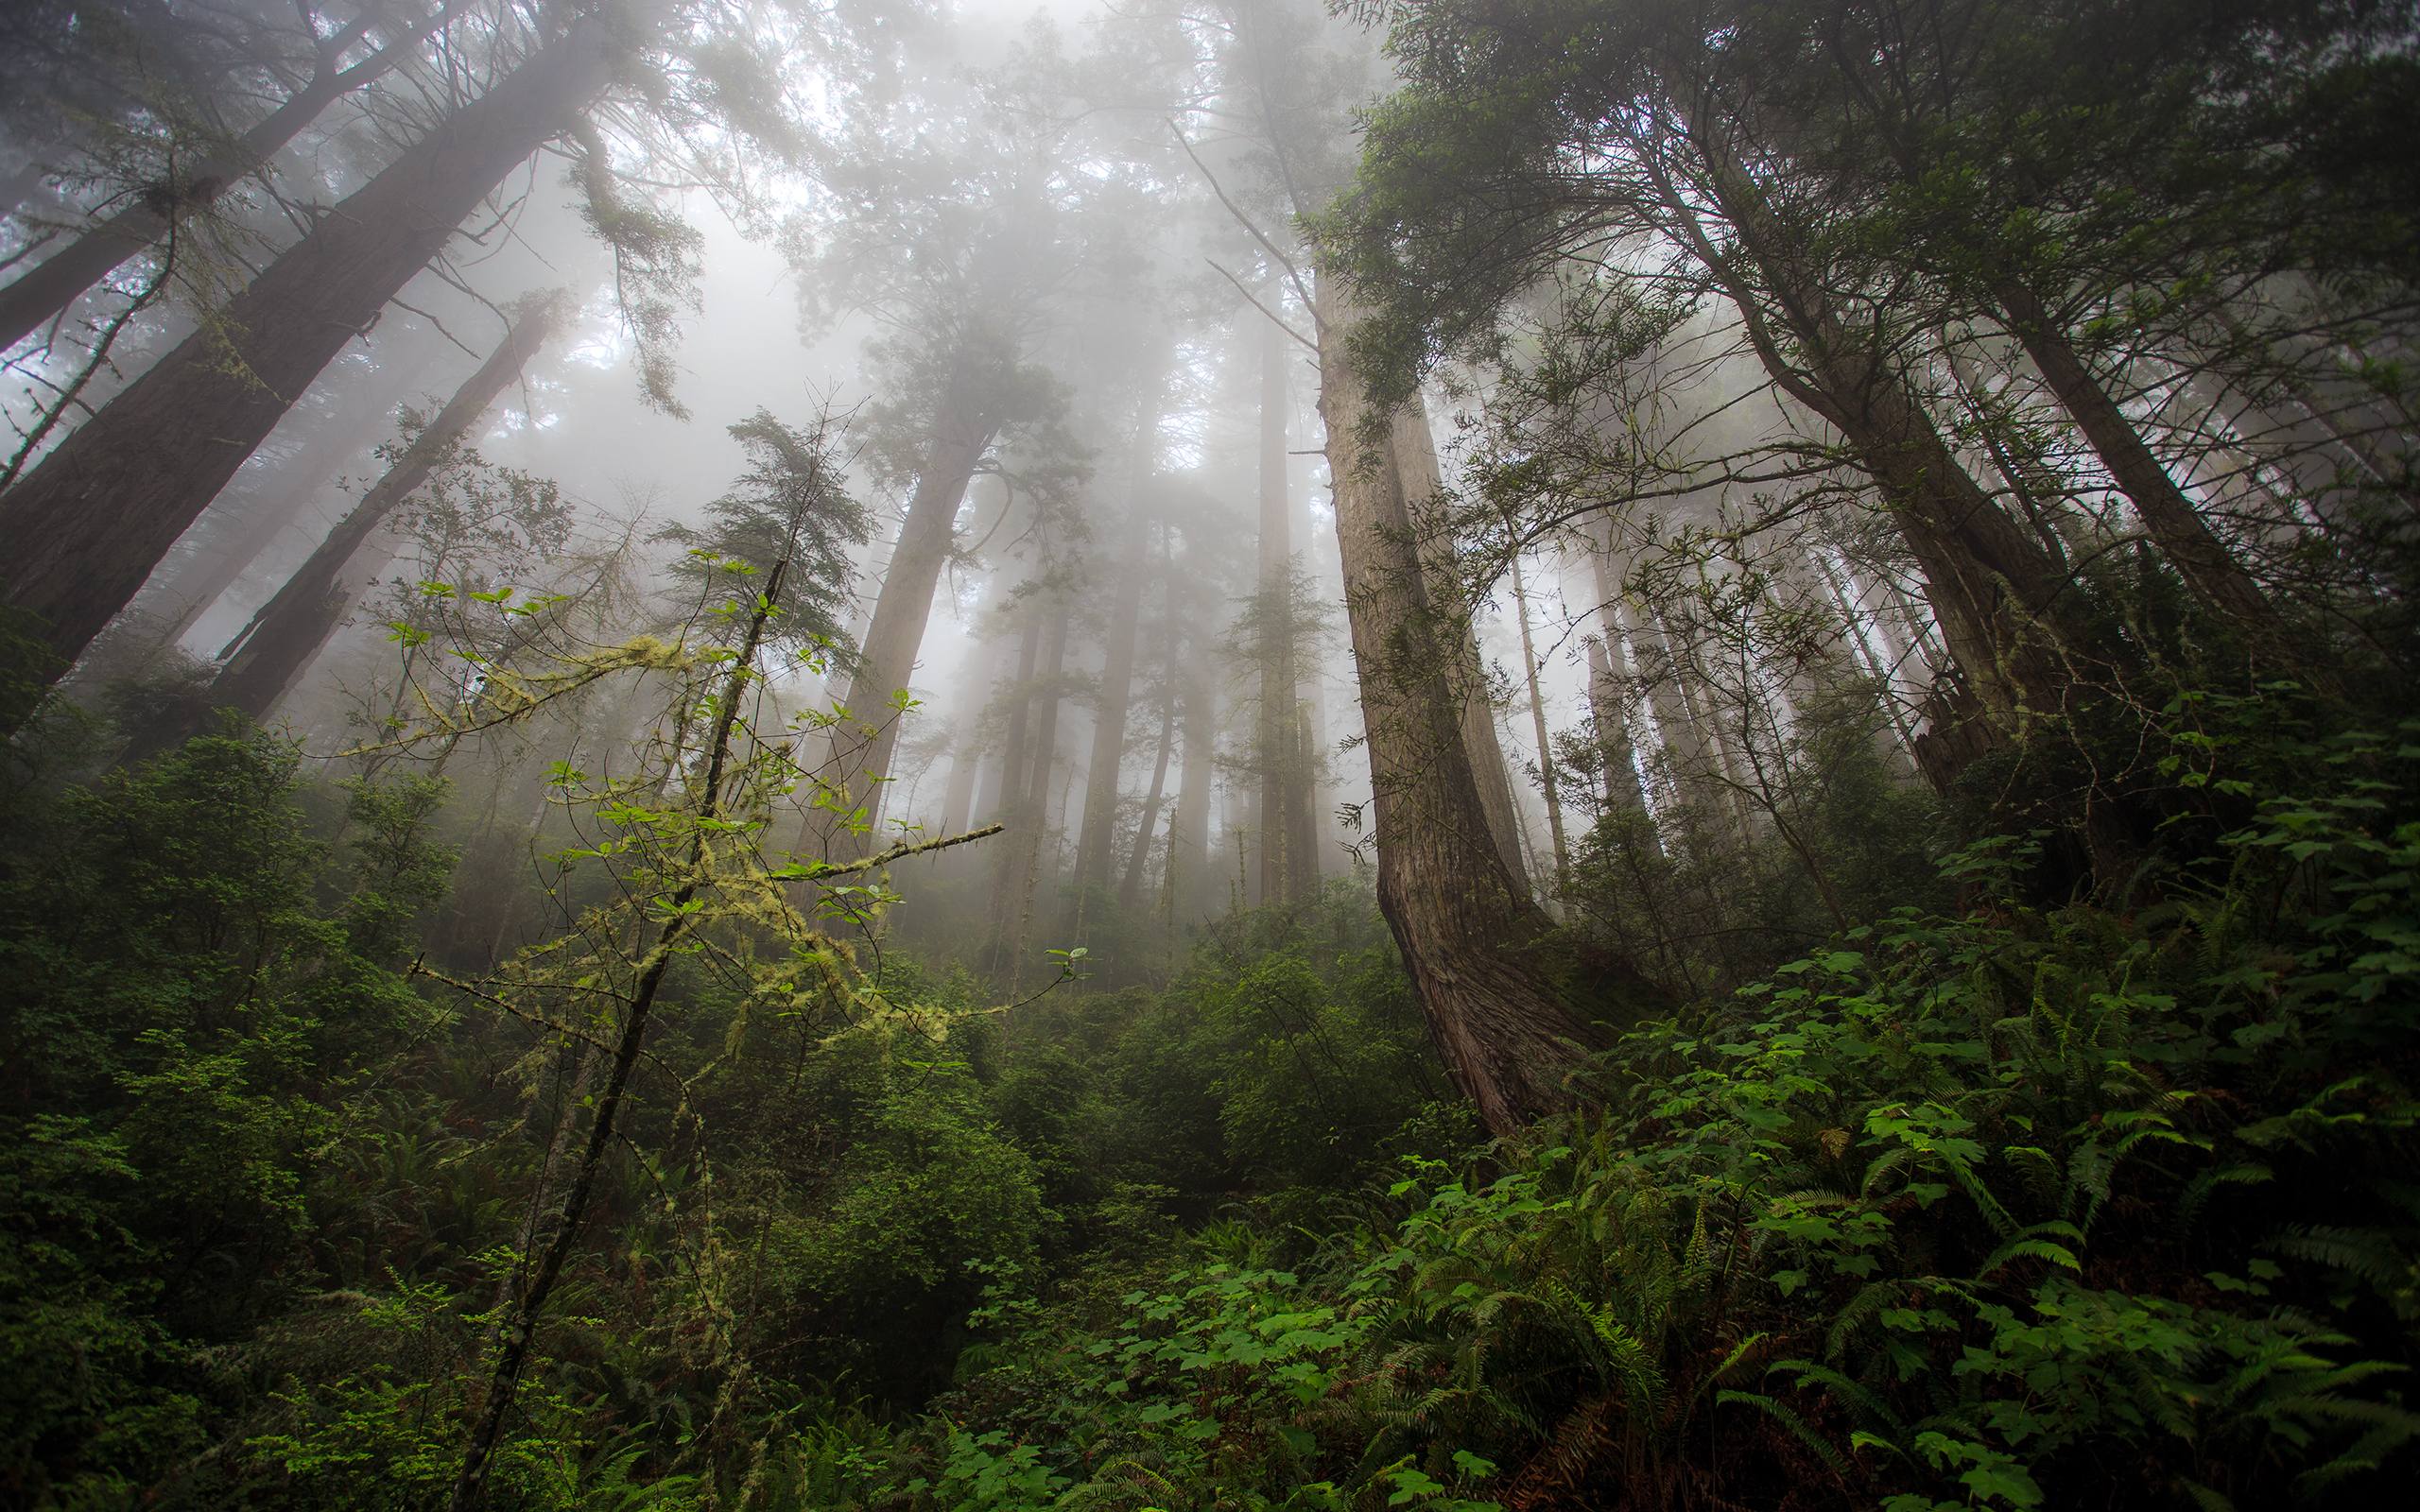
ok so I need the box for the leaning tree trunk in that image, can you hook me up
[0,4,449,355]
[1994,281,2282,630]
[1319,272,1633,1136]
[1510,551,1570,895]
[198,294,564,723]
[803,360,997,859]
[0,15,616,685]
[148,334,443,649]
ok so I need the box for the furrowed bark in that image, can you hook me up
[1319,272,1633,1136]
[0,3,451,355]
[0,14,617,685]
[199,295,563,722]
[1995,281,2281,628]
[1388,397,1532,891]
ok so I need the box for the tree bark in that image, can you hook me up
[197,296,562,722]
[1509,551,1569,894]
[1118,667,1177,913]
[1170,615,1216,922]
[804,360,996,858]
[148,335,442,649]
[1387,397,1532,891]
[1252,310,1305,905]
[0,4,448,355]
[1318,272,1633,1136]
[0,15,615,683]
[1072,389,1163,910]
[981,604,1044,973]
[1994,281,2281,628]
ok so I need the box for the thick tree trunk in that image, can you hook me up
[197,297,562,722]
[0,5,445,355]
[1071,394,1163,909]
[804,363,996,858]
[1387,397,1531,891]
[0,16,615,682]
[1995,282,2280,628]
[1319,273,1632,1136]
[149,336,442,649]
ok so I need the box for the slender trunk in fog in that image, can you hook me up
[1253,311,1304,906]
[996,595,1068,983]
[197,296,563,723]
[804,361,997,858]
[0,16,617,685]
[0,5,450,355]
[1120,685,1176,913]
[1994,281,2282,628]
[1582,541,1654,821]
[1170,627,1216,920]
[1072,393,1163,910]
[1120,525,1181,912]
[1509,551,1569,895]
[1318,273,1655,1136]
[939,733,978,835]
[982,605,1044,971]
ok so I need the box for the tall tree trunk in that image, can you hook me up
[804,360,997,858]
[1170,623,1216,922]
[1582,536,1654,820]
[981,605,1044,973]
[148,335,442,649]
[1118,673,1177,913]
[1509,550,1569,895]
[998,594,1069,985]
[1318,272,1639,1136]
[0,4,449,355]
[196,296,562,723]
[1072,387,1164,911]
[939,731,979,835]
[1660,140,2100,757]
[1253,310,1303,905]
[0,15,616,683]
[1994,282,2281,628]
[1387,397,1531,890]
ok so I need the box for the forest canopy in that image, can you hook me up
[1,1,2416,1509]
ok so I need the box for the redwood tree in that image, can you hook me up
[0,11,622,682]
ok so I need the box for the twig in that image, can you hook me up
[1207,258,1317,352]
[791,821,1003,880]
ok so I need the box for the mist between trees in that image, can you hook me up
[2,1,2417,1509]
